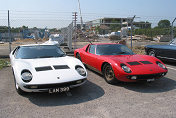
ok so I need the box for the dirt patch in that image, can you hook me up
[132,46,145,55]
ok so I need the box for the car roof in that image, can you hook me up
[91,43,121,45]
[19,43,56,47]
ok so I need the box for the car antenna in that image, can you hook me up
[85,35,92,44]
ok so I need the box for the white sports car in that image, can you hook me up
[10,44,87,95]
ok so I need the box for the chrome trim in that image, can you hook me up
[157,56,176,61]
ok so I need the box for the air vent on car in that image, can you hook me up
[127,61,141,66]
[35,66,52,72]
[53,65,70,69]
[140,61,153,64]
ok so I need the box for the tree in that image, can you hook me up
[158,20,170,28]
[0,26,8,33]
[21,25,28,29]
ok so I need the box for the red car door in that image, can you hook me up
[83,44,100,69]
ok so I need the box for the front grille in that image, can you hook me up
[23,78,87,89]
[127,61,141,66]
[140,61,153,64]
[53,65,70,69]
[35,66,53,72]
[128,73,167,80]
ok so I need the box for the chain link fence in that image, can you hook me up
[0,10,176,56]
[0,10,74,56]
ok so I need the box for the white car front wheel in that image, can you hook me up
[12,69,26,95]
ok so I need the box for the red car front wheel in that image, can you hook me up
[103,63,118,84]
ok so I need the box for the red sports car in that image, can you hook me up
[74,43,168,84]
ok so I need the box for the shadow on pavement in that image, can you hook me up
[116,77,176,93]
[86,65,176,93]
[25,80,104,107]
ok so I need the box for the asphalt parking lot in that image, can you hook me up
[0,41,175,118]
[0,62,176,118]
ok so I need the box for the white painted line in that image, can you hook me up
[167,66,176,71]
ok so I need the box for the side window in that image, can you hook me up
[89,45,95,54]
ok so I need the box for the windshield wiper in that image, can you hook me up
[59,54,66,57]
[119,51,126,54]
[37,56,56,58]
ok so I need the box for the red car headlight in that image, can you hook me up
[121,64,132,73]
[156,61,167,70]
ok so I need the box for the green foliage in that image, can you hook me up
[0,25,28,33]
[0,59,9,70]
[133,28,171,37]
[0,26,8,33]
[133,19,174,38]
[21,25,28,29]
[134,21,151,29]
[95,26,103,34]
[109,19,121,32]
[158,20,171,28]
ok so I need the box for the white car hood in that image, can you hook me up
[13,56,86,85]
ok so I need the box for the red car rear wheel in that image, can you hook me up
[76,53,82,61]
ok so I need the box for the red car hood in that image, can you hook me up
[102,54,167,75]
[102,54,150,63]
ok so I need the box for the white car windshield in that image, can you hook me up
[15,45,65,59]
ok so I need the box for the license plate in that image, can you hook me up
[147,79,155,82]
[48,87,70,93]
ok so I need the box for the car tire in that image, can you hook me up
[148,49,156,57]
[76,53,82,61]
[103,63,118,84]
[12,69,26,95]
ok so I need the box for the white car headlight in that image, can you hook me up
[121,64,132,73]
[75,65,86,76]
[156,61,167,70]
[21,70,33,82]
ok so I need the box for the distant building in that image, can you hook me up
[86,17,151,34]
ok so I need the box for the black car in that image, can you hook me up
[145,38,176,62]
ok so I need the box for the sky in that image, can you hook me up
[0,0,176,28]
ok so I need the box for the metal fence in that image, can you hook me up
[0,10,75,54]
[0,10,176,54]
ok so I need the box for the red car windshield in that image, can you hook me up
[96,44,134,55]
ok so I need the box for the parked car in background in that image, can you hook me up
[109,32,121,40]
[74,43,167,84]
[145,38,176,62]
[0,41,4,44]
[10,44,87,95]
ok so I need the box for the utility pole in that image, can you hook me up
[72,12,77,49]
[8,10,12,53]
[171,17,176,40]
[130,15,136,50]
[78,0,83,30]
